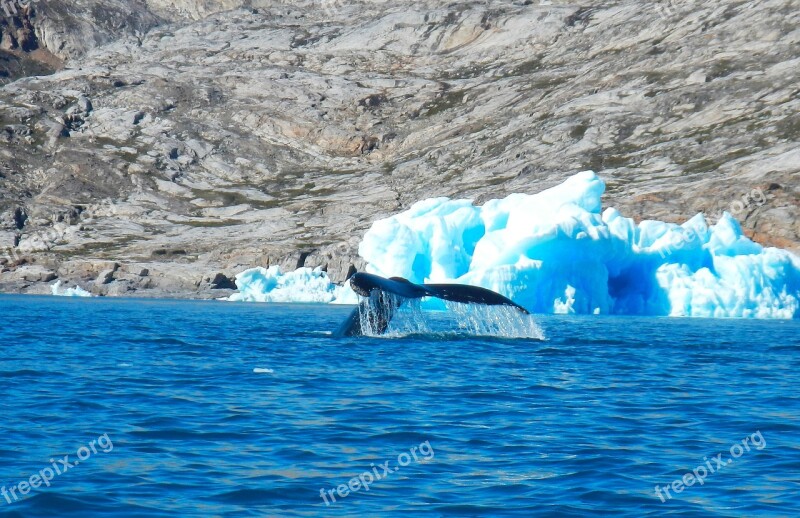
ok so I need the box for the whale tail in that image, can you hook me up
[334,272,529,337]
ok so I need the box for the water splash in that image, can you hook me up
[444,301,544,339]
[355,291,406,336]
[355,295,544,339]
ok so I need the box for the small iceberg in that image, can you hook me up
[227,266,344,303]
[51,281,93,297]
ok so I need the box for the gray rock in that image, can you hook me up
[96,268,117,284]
[0,0,797,298]
[77,95,92,114]
[12,265,57,283]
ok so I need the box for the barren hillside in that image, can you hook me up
[0,0,798,296]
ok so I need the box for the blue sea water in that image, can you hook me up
[1,295,799,517]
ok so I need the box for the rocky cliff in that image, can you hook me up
[0,0,798,297]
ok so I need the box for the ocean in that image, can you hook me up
[1,295,798,516]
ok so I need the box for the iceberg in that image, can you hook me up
[358,171,800,319]
[51,281,93,297]
[227,266,347,303]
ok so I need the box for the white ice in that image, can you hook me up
[227,265,344,303]
[51,280,93,297]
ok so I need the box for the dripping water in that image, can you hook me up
[355,295,544,339]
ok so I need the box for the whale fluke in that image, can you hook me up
[334,272,528,337]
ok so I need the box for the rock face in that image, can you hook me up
[0,0,798,297]
[1,0,162,84]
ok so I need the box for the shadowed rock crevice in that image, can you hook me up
[0,6,58,83]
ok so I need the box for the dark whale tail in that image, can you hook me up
[334,272,529,337]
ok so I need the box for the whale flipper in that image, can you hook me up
[334,272,528,337]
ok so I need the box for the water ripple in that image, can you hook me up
[0,296,798,516]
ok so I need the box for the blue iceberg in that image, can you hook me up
[359,171,800,318]
[228,265,357,304]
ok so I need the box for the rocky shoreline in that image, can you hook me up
[0,260,239,298]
